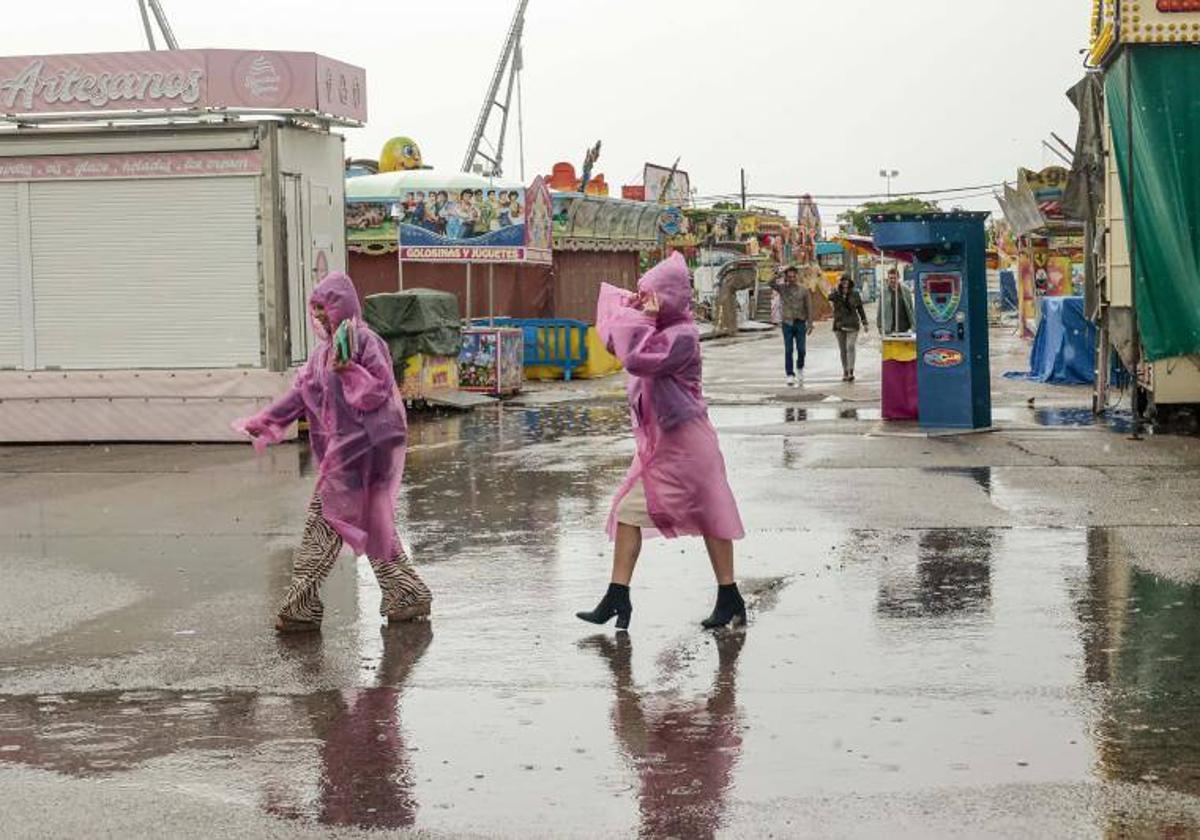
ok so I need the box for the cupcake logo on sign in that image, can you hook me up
[233,53,293,107]
[244,55,281,98]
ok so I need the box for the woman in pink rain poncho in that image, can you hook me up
[577,252,747,631]
[235,271,432,633]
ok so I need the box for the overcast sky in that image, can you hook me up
[7,0,1088,220]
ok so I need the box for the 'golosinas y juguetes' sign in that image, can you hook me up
[0,50,367,123]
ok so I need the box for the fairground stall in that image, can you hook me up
[0,49,364,441]
[345,168,553,319]
[517,189,664,379]
[545,156,682,320]
[676,207,791,324]
[1083,0,1200,416]
[996,166,1085,340]
[549,189,663,319]
[347,150,668,381]
[346,169,554,396]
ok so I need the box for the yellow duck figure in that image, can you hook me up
[379,137,424,173]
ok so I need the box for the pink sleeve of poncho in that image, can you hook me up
[603,312,697,377]
[596,282,696,377]
[232,380,307,453]
[338,332,397,412]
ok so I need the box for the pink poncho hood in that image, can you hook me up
[310,270,362,338]
[235,271,409,560]
[638,251,694,328]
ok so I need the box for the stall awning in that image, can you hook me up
[840,234,916,264]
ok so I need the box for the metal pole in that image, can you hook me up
[137,0,158,50]
[147,0,180,49]
[466,263,473,322]
[740,168,746,210]
[1090,219,1107,413]
[397,210,405,291]
[492,35,522,178]
[516,45,526,182]
[1126,47,1144,439]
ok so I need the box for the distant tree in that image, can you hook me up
[711,201,741,211]
[837,197,942,236]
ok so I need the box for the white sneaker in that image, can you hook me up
[786,375,797,388]
[795,371,805,384]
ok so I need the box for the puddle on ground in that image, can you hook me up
[922,466,993,495]
[1033,407,1136,433]
[7,526,1200,834]
[8,400,1200,835]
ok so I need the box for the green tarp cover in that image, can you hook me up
[363,289,462,377]
[1106,47,1200,361]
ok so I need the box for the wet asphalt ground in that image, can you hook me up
[3,325,1200,838]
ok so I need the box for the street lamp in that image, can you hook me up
[879,169,899,199]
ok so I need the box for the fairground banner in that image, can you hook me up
[357,175,554,264]
[0,50,366,123]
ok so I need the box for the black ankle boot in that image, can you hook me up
[576,583,632,630]
[701,583,747,629]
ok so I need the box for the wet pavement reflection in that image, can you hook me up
[581,632,744,840]
[876,529,994,619]
[1,624,432,830]
[1076,528,1200,804]
[5,404,1200,835]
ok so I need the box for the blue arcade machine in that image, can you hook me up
[870,212,992,430]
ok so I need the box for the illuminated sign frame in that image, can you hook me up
[1089,0,1200,66]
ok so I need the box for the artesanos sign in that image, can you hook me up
[0,50,367,123]
[0,58,203,111]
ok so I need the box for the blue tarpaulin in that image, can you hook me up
[1004,297,1096,385]
[999,270,1018,312]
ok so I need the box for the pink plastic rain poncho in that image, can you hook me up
[234,272,408,561]
[597,252,744,541]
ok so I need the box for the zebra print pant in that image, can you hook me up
[279,494,432,624]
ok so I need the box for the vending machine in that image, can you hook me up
[871,212,992,430]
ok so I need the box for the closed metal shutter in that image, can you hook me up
[30,177,262,370]
[0,184,21,369]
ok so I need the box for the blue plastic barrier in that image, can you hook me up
[472,318,589,380]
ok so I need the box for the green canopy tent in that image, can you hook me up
[1106,46,1200,362]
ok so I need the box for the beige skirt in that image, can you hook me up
[615,480,655,528]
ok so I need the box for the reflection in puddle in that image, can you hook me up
[581,632,744,839]
[1034,408,1135,433]
[923,466,993,496]
[0,625,432,831]
[784,407,883,423]
[1076,527,1200,807]
[876,529,994,619]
